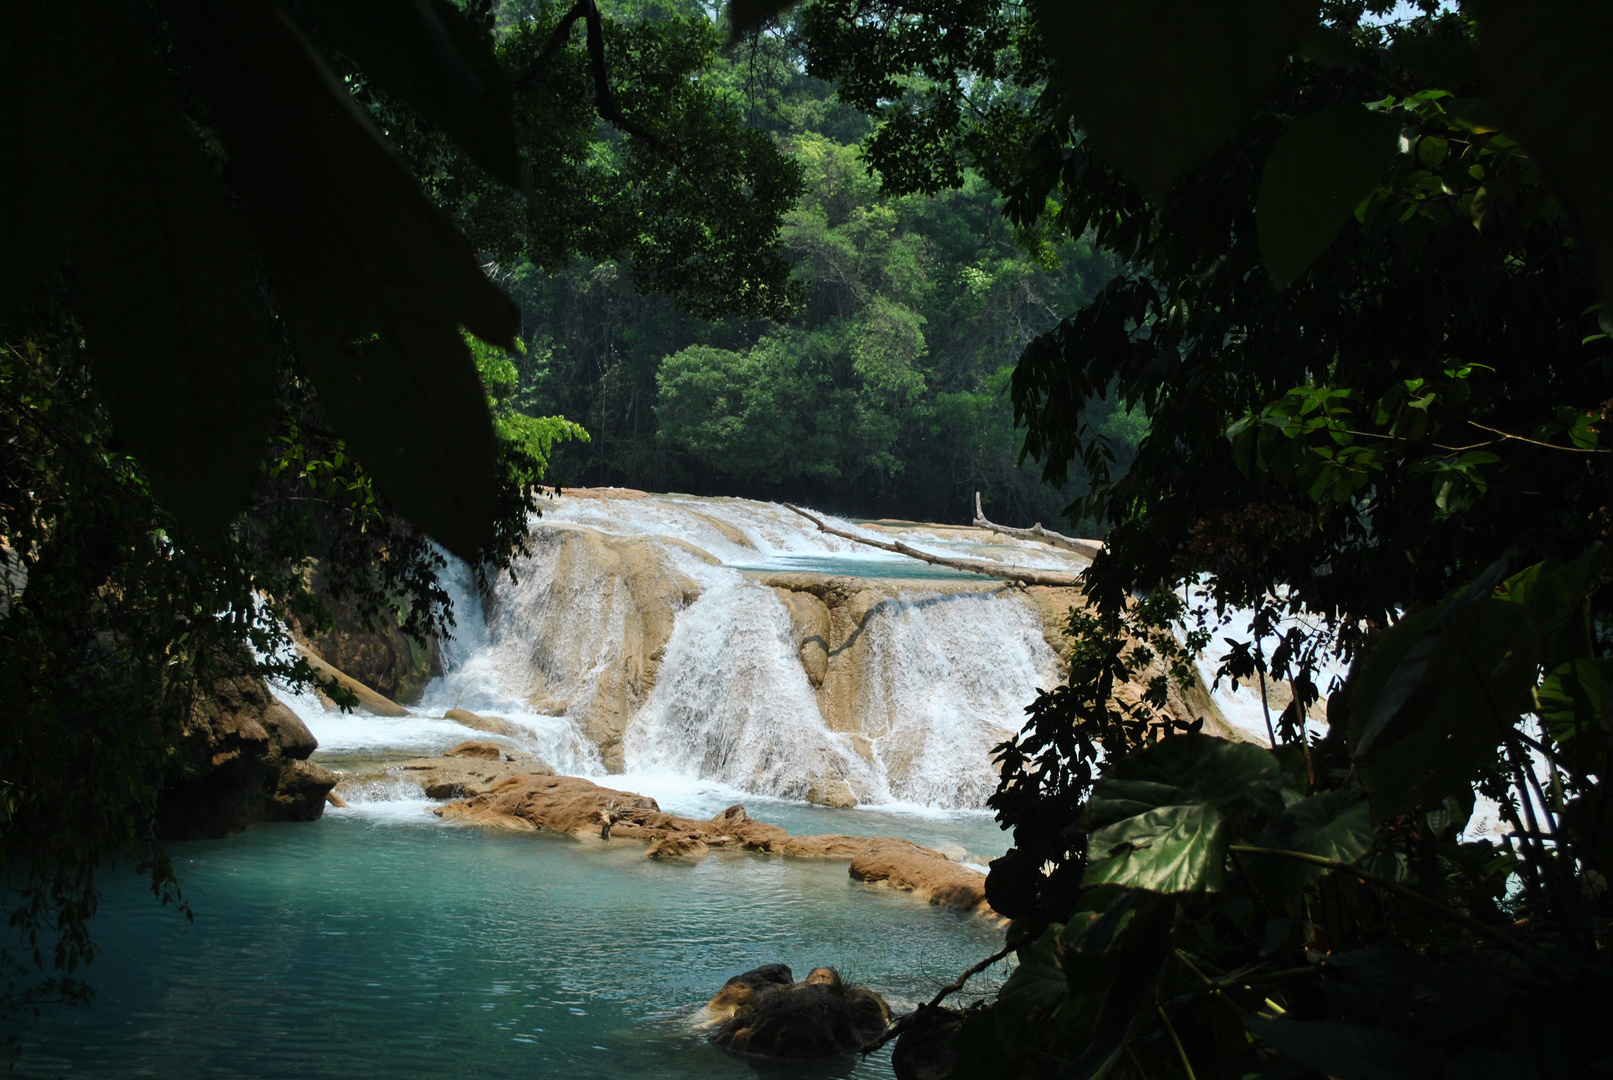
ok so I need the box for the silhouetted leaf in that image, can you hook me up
[1350,598,1537,821]
[68,0,277,533]
[1258,104,1402,288]
[1247,784,1372,906]
[1475,1,1613,314]
[1496,544,1609,669]
[1245,1017,1436,1080]
[726,0,797,41]
[1353,552,1511,759]
[948,1007,1019,1080]
[1030,0,1313,200]
[295,0,520,185]
[1064,891,1175,1080]
[0,0,71,317]
[175,1,517,558]
[1391,30,1481,91]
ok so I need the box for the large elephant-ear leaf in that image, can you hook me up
[1029,0,1314,201]
[1082,734,1282,894]
[0,0,73,318]
[292,0,520,186]
[1245,784,1373,908]
[1474,0,1613,331]
[175,1,517,560]
[66,0,277,534]
[1257,104,1403,289]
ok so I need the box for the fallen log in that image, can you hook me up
[973,492,1104,560]
[782,503,1085,588]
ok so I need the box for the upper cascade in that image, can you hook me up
[416,490,1089,810]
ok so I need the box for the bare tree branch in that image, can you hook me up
[973,491,1104,559]
[783,503,1085,587]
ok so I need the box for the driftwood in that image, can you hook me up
[973,492,1104,560]
[782,504,1085,588]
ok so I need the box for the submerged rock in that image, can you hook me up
[850,840,990,912]
[435,778,997,916]
[707,965,890,1059]
[442,708,520,738]
[336,744,553,801]
[156,677,338,840]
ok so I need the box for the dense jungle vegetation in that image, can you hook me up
[7,0,1613,1077]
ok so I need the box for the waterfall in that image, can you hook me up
[283,491,1082,811]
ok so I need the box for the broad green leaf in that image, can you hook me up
[1244,1017,1436,1080]
[1085,802,1229,893]
[1350,598,1538,821]
[294,0,520,186]
[1246,785,1373,907]
[67,0,277,533]
[726,0,799,41]
[1474,1,1613,315]
[1258,104,1401,289]
[0,0,71,318]
[176,1,518,558]
[1085,733,1284,828]
[1030,0,1314,200]
[1537,658,1613,763]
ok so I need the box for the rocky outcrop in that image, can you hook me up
[443,708,520,738]
[435,775,996,914]
[333,741,553,801]
[296,573,440,705]
[156,677,338,840]
[850,841,990,912]
[707,964,891,1059]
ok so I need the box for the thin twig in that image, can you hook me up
[1466,420,1613,454]
[859,934,1031,1055]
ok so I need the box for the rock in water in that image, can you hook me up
[891,1007,965,1080]
[708,965,890,1059]
[705,964,795,1023]
[156,677,338,839]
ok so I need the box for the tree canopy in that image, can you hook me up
[741,0,1613,1074]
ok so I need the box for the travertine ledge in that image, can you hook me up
[434,773,995,916]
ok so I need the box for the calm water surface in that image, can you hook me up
[14,810,1008,1079]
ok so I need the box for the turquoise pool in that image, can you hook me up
[10,810,1009,1078]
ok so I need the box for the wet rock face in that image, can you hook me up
[707,965,890,1059]
[156,677,338,840]
[297,577,440,706]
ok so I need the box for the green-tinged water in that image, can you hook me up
[11,812,1009,1079]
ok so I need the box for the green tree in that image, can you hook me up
[754,0,1613,1072]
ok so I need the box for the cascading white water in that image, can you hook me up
[622,576,878,801]
[395,492,1077,810]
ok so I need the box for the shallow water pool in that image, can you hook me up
[12,812,1009,1079]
